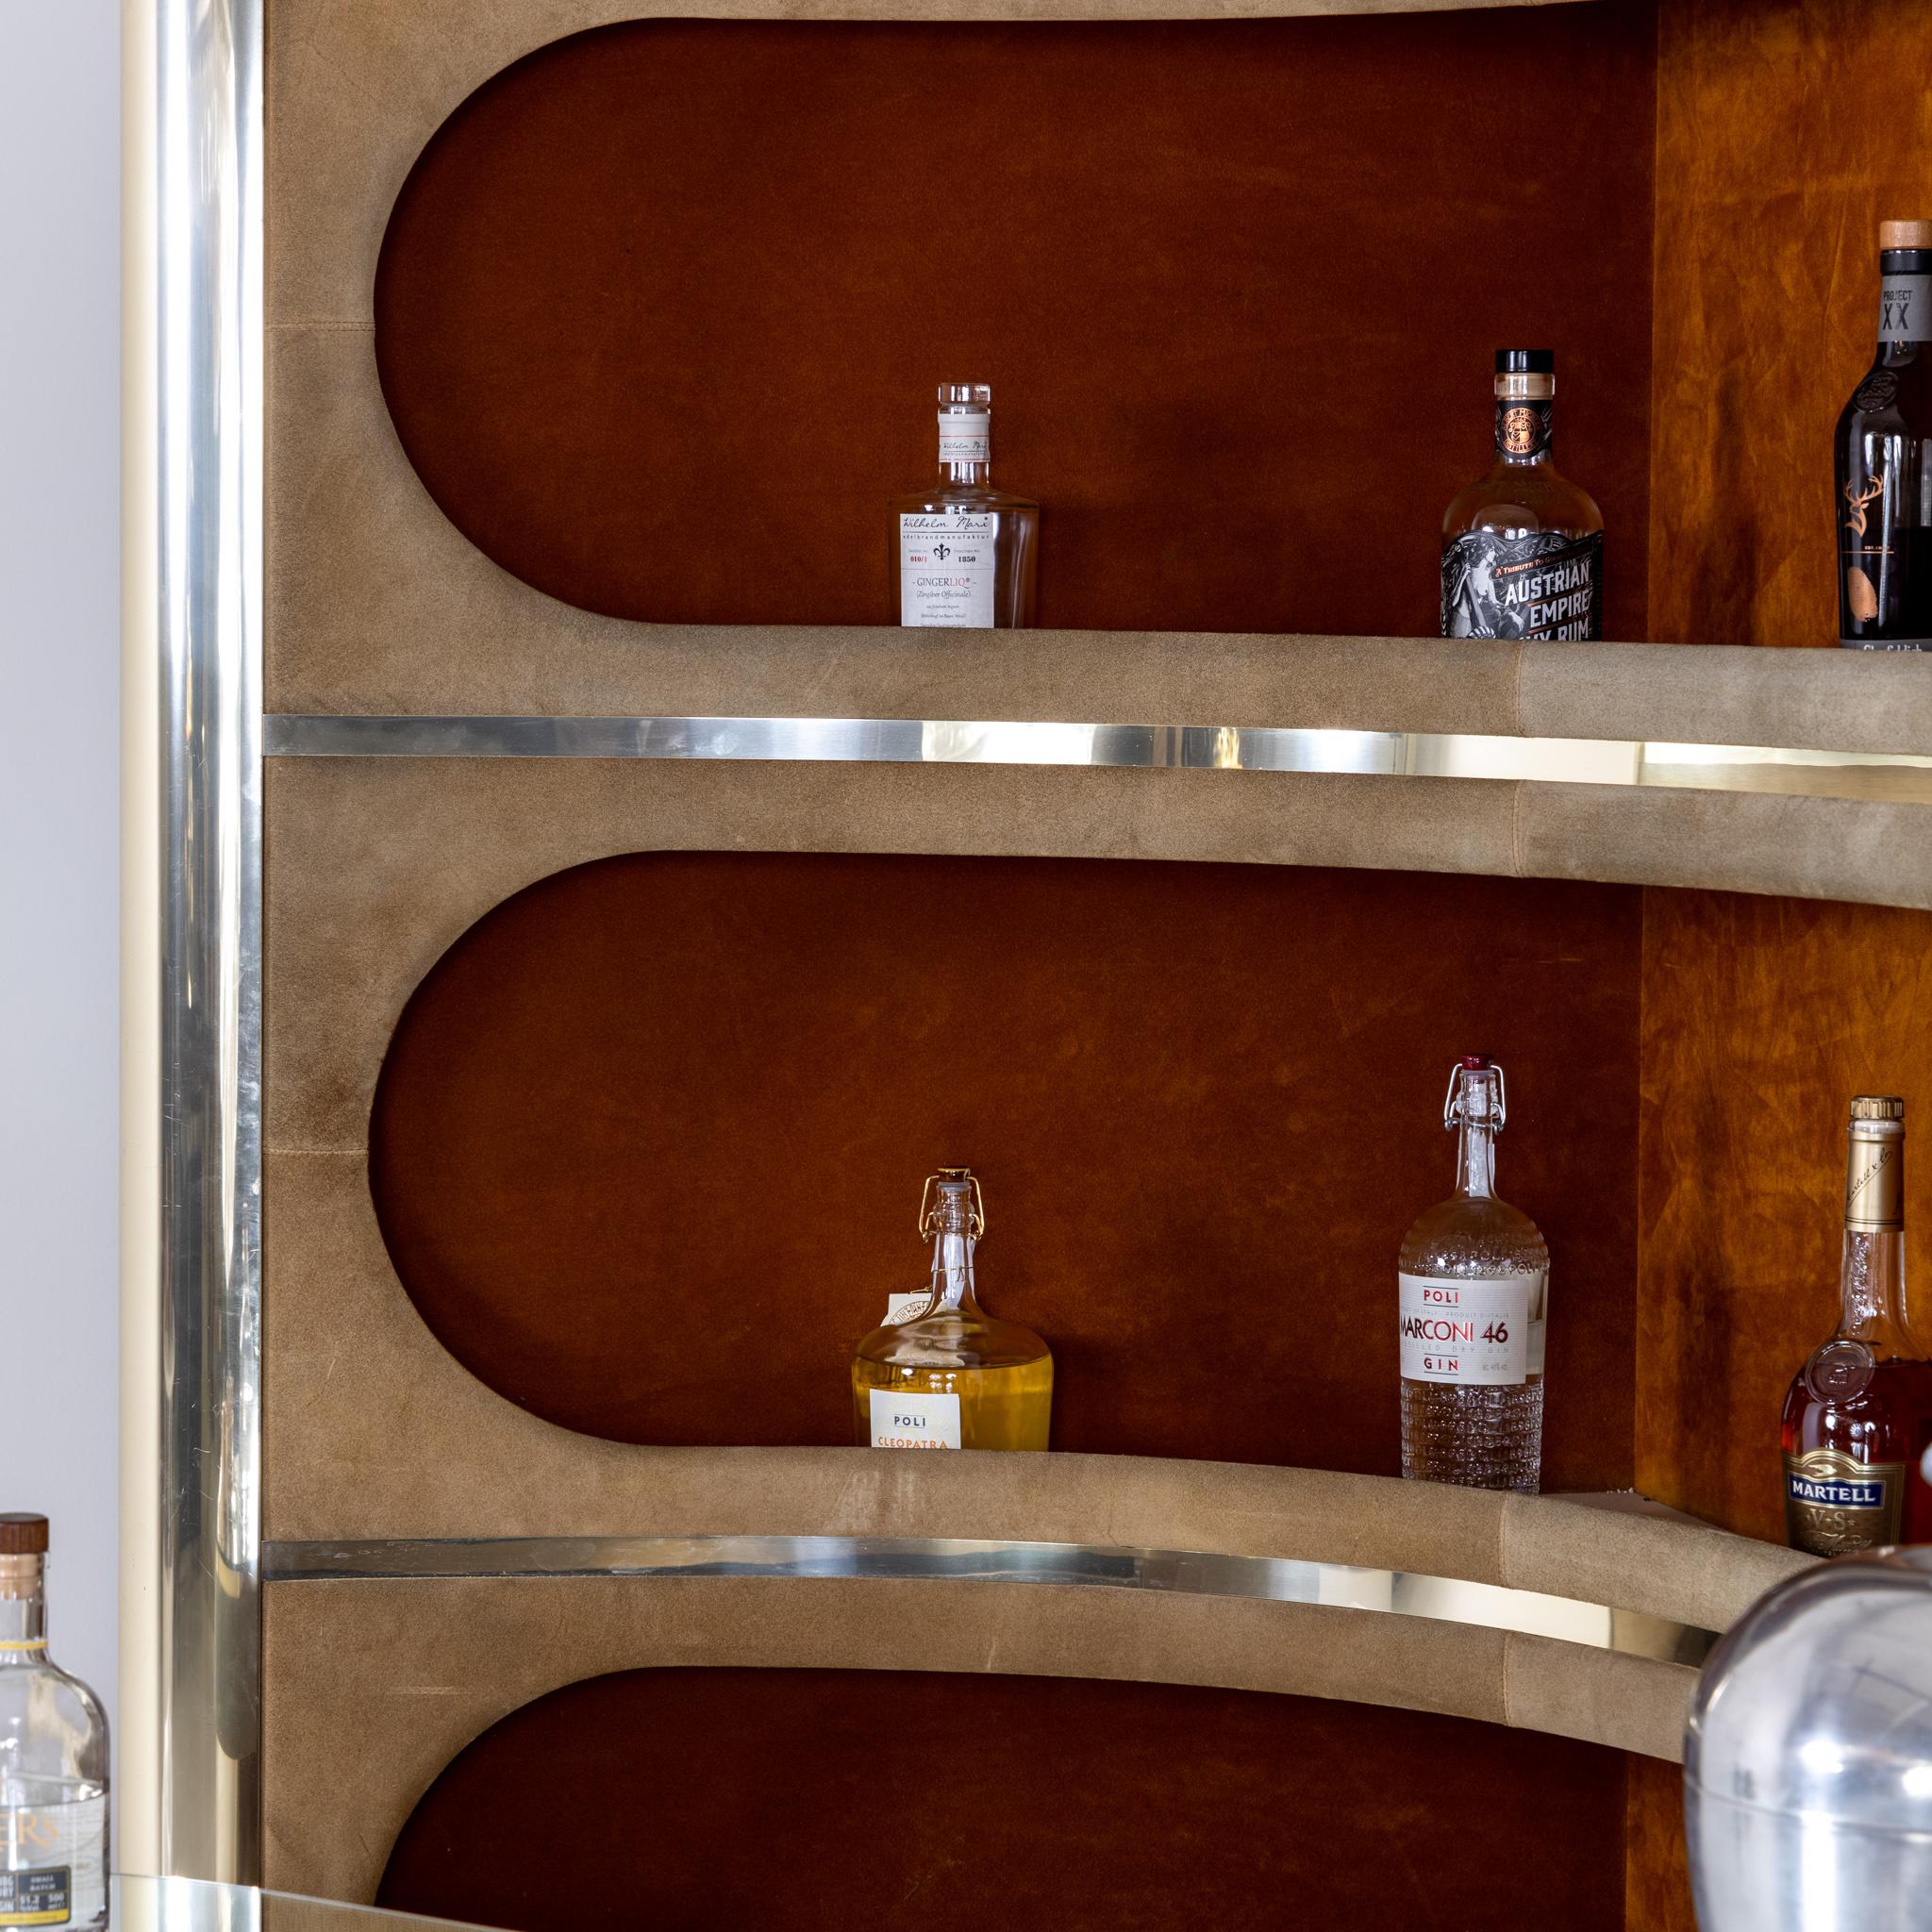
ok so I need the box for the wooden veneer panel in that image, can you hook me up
[367,7,1657,641]
[367,851,1641,1482]
[371,1667,1627,1931]
[1649,0,1932,647]
[1635,887,1932,1540]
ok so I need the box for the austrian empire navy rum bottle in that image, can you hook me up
[1836,222,1932,648]
[1782,1098,1932,1556]
[851,1168,1053,1451]
[1442,350,1603,641]
[1398,1058,1551,1492]
[0,1515,108,1929]
[891,385,1038,628]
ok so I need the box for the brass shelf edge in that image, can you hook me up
[262,712,1932,806]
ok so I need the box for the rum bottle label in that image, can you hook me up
[1441,529,1603,641]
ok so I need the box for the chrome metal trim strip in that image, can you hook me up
[142,0,265,1886]
[261,712,1932,805]
[263,1535,1714,1668]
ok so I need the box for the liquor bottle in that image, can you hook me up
[851,1167,1052,1451]
[1836,222,1932,649]
[891,384,1038,629]
[1781,1097,1932,1555]
[0,1516,108,1930]
[1398,1057,1551,1491]
[1441,350,1603,641]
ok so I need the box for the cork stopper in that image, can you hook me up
[0,1516,48,1556]
[1880,222,1932,250]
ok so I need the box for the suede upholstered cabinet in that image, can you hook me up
[260,1,1932,1928]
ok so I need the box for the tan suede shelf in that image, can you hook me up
[261,1499,1791,1903]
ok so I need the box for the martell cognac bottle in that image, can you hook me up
[1442,350,1603,641]
[1836,222,1932,649]
[851,1168,1052,1451]
[1783,1098,1932,1555]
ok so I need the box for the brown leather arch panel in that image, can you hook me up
[374,1667,1627,1932]
[371,8,1657,637]
[368,851,1641,1480]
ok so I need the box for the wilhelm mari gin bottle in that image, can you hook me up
[852,1168,1053,1451]
[891,385,1038,628]
[1398,1058,1551,1491]
[0,1515,108,1929]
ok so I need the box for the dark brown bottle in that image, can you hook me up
[1836,221,1932,650]
[1441,350,1603,641]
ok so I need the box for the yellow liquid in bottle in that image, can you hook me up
[852,1311,1053,1452]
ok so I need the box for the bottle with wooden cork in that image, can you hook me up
[1836,221,1932,649]
[0,1515,108,1928]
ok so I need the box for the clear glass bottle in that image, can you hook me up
[891,384,1038,629]
[1781,1097,1932,1555]
[1441,350,1603,641]
[0,1516,108,1930]
[1836,222,1932,649]
[851,1168,1052,1451]
[1398,1058,1551,1491]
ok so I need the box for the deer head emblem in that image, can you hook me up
[1844,471,1887,538]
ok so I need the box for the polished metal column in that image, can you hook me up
[122,0,264,1884]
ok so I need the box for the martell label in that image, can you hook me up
[1398,1273,1545,1387]
[1441,529,1603,641]
[899,510,996,627]
[868,1388,962,1449]
[1783,1447,1906,1556]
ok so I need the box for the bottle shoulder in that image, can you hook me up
[0,1659,111,1778]
[1399,1193,1549,1275]
[1443,463,1602,539]
[891,485,1038,514]
[855,1308,1051,1371]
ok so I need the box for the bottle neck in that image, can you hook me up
[928,1229,978,1309]
[1840,1125,1918,1348]
[1493,398,1555,467]
[936,410,991,490]
[1875,250,1932,359]
[0,1557,48,1662]
[1455,1121,1496,1199]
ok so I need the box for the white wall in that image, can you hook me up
[0,0,124,1740]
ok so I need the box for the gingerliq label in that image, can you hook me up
[899,511,995,627]
[1783,1447,1906,1556]
[868,1388,962,1450]
[1441,528,1602,641]
[1399,1274,1542,1387]
[883,1292,931,1326]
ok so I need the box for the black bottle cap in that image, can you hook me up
[1496,349,1556,374]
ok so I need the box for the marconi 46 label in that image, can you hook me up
[1398,1273,1545,1386]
